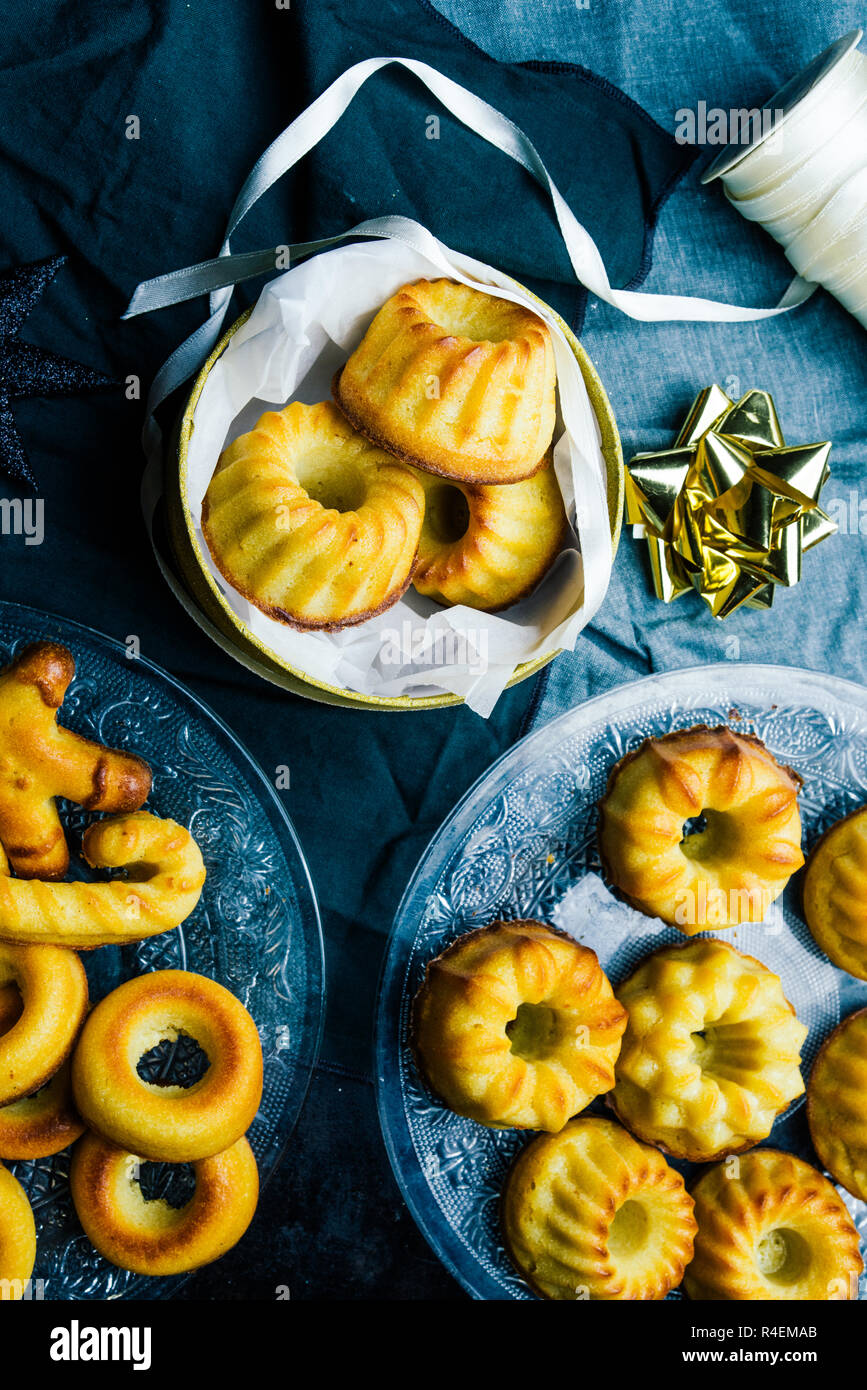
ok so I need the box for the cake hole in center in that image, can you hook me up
[681,811,708,850]
[294,455,366,513]
[137,1032,210,1089]
[0,982,23,1037]
[424,485,470,545]
[608,1199,650,1258]
[691,1028,709,1062]
[135,1160,196,1210]
[756,1228,812,1284]
[506,1003,558,1061]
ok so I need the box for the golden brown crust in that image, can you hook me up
[685,1148,863,1301]
[201,489,419,632]
[410,456,568,612]
[0,941,88,1105]
[802,803,867,978]
[0,1162,36,1292]
[807,1006,867,1201]
[0,1056,84,1160]
[201,401,424,632]
[0,641,152,881]
[333,280,557,485]
[0,812,206,949]
[333,367,549,486]
[609,937,806,1162]
[501,1117,696,1300]
[70,1132,259,1276]
[410,919,627,1132]
[597,724,803,930]
[71,969,263,1162]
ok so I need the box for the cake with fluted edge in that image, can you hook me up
[410,920,627,1132]
[808,1007,867,1202]
[334,279,557,485]
[201,401,424,631]
[412,452,567,611]
[598,725,804,931]
[610,938,807,1161]
[502,1116,697,1300]
[685,1149,863,1301]
[803,805,867,978]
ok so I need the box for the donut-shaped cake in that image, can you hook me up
[685,1149,863,1300]
[70,1132,259,1276]
[72,970,263,1162]
[202,400,425,631]
[0,1162,36,1298]
[808,1007,867,1202]
[411,454,567,611]
[334,279,557,485]
[411,920,628,1131]
[803,805,867,978]
[502,1117,697,1300]
[0,963,83,1160]
[0,941,88,1104]
[610,938,806,1161]
[598,725,803,931]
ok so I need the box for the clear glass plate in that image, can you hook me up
[375,664,867,1300]
[0,601,324,1300]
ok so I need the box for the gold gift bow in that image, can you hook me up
[625,385,836,618]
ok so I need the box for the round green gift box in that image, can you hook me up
[164,293,624,712]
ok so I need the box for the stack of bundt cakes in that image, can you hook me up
[408,723,867,1301]
[202,279,569,631]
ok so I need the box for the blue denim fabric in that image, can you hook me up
[434,1,867,727]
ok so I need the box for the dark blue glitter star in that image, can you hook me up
[0,255,116,490]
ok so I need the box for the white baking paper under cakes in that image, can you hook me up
[183,232,614,716]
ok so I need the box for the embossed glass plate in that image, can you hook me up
[375,664,867,1300]
[0,601,324,1300]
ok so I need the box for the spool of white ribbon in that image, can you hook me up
[705,31,867,328]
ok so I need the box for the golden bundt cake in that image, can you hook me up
[334,279,557,484]
[803,805,867,978]
[0,1162,35,1298]
[411,920,627,1132]
[598,725,803,931]
[685,1149,863,1301]
[808,1007,867,1202]
[610,938,807,1161]
[411,453,567,611]
[201,401,425,631]
[502,1117,696,1300]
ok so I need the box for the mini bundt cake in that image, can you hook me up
[334,279,557,484]
[502,1116,697,1300]
[808,1007,867,1202]
[610,938,807,1161]
[803,804,867,978]
[411,453,567,611]
[598,725,804,931]
[201,401,425,631]
[685,1149,863,1301]
[411,920,627,1132]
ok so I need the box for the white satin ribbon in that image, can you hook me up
[717,46,867,329]
[125,52,818,467]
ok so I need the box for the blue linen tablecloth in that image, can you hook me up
[433,0,867,729]
[0,0,864,1299]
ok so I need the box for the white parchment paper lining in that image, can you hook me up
[184,235,613,716]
